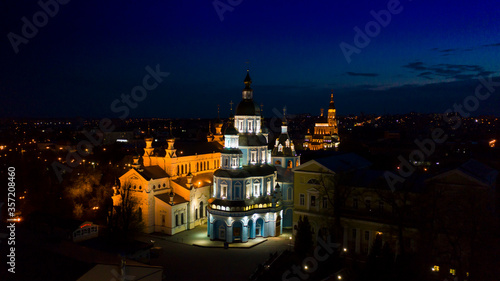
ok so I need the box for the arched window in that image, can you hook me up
[307,178,320,185]
[275,160,281,165]
[287,160,293,168]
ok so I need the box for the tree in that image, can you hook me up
[314,170,356,244]
[109,181,144,241]
[63,166,113,222]
[295,215,313,258]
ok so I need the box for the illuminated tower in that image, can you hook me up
[328,91,338,135]
[207,71,282,243]
[303,91,340,150]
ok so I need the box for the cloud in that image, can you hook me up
[339,76,500,116]
[346,72,379,77]
[403,61,494,81]
[482,42,500,47]
[403,62,427,71]
[418,72,434,80]
[439,48,457,53]
[429,43,500,55]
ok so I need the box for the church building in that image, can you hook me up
[113,129,222,235]
[207,71,283,243]
[304,92,340,150]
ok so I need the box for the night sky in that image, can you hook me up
[1,0,499,119]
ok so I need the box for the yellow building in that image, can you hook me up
[113,133,222,234]
[304,92,340,150]
[291,153,417,254]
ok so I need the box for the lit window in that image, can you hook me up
[432,265,439,272]
[450,269,455,276]
[251,151,257,163]
[254,183,260,197]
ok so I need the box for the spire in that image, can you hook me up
[329,90,335,110]
[282,106,288,125]
[244,69,252,88]
[167,121,175,141]
[242,70,253,99]
[281,106,288,133]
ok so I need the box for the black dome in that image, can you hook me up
[236,99,260,116]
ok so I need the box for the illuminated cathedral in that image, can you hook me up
[207,71,283,242]
[303,92,340,150]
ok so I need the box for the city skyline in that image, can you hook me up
[1,0,499,119]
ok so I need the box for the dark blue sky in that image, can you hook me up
[1,0,499,118]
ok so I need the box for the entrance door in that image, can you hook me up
[233,221,242,240]
[219,225,226,240]
[256,218,264,237]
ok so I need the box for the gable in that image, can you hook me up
[292,160,331,174]
[429,170,490,188]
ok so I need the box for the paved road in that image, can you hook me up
[137,226,293,281]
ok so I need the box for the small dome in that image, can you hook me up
[225,125,238,135]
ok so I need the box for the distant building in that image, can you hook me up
[303,92,340,150]
[271,108,300,228]
[207,71,283,243]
